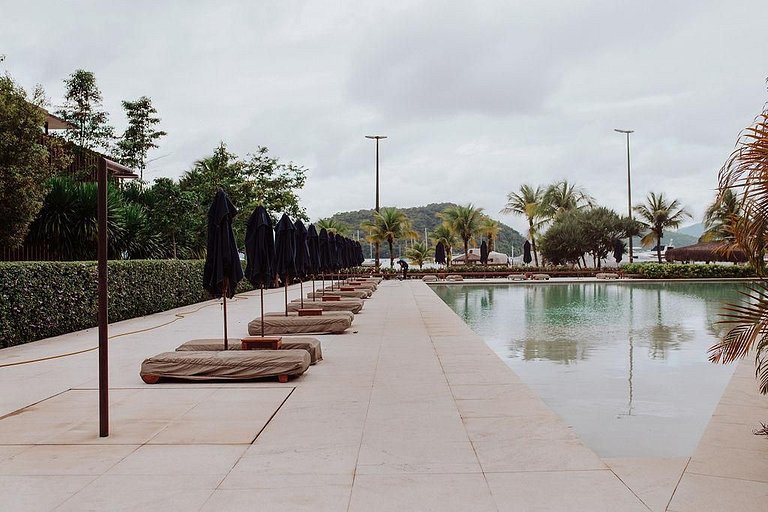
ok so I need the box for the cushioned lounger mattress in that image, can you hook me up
[288,299,363,314]
[311,289,369,299]
[175,338,323,364]
[140,350,310,382]
[264,310,354,323]
[248,314,351,335]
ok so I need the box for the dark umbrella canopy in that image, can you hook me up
[480,241,489,265]
[274,214,296,282]
[523,240,532,264]
[434,242,446,265]
[307,224,320,275]
[203,189,243,299]
[613,239,625,263]
[244,205,275,288]
[318,228,331,273]
[294,220,310,279]
[356,241,364,265]
[330,233,341,271]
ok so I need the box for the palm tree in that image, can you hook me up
[709,106,768,395]
[431,222,458,266]
[478,216,501,252]
[361,207,416,267]
[633,192,691,263]
[501,184,545,266]
[405,242,430,269]
[315,217,351,236]
[439,204,484,265]
[701,188,741,243]
[543,180,595,218]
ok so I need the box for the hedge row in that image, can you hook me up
[621,262,757,279]
[0,260,253,348]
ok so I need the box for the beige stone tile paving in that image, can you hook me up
[0,279,766,510]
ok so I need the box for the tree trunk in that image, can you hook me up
[656,232,662,263]
[464,239,469,266]
[388,239,394,267]
[171,233,177,259]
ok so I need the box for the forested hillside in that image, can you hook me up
[327,203,525,260]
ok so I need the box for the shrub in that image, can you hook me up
[621,262,756,279]
[0,260,253,348]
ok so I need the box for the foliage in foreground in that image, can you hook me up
[0,260,253,347]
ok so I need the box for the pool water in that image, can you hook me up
[431,281,746,457]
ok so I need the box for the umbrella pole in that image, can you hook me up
[223,278,229,350]
[284,276,289,316]
[300,279,304,308]
[260,286,265,337]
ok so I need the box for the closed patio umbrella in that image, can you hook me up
[244,205,275,337]
[202,189,244,350]
[523,240,532,265]
[480,240,489,265]
[318,228,330,293]
[614,239,625,264]
[294,220,310,308]
[435,242,446,266]
[307,224,320,296]
[274,214,296,316]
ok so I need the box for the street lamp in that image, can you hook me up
[615,129,634,263]
[365,135,387,268]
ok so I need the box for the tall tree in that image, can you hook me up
[439,204,484,265]
[117,96,166,180]
[56,69,114,151]
[701,188,741,243]
[501,184,545,266]
[710,103,768,394]
[405,242,430,269]
[315,218,351,236]
[478,216,500,252]
[0,76,66,248]
[431,222,458,267]
[145,177,197,258]
[362,207,416,267]
[633,192,691,262]
[543,179,595,218]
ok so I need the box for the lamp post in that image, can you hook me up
[615,129,634,263]
[365,135,387,268]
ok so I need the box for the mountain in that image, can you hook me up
[676,223,705,238]
[327,203,526,259]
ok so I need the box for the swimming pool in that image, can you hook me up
[431,281,746,457]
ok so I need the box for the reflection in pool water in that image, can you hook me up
[432,282,746,457]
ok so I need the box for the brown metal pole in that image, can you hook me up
[223,278,228,350]
[97,158,109,437]
[284,277,288,316]
[260,287,265,337]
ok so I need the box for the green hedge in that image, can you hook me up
[621,262,757,279]
[0,260,253,348]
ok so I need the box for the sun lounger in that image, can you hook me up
[595,272,619,279]
[175,337,322,364]
[345,280,377,290]
[140,349,310,384]
[422,275,438,282]
[248,314,352,335]
[310,290,369,299]
[264,310,354,323]
[507,274,526,281]
[532,273,550,280]
[289,299,363,314]
[445,274,464,281]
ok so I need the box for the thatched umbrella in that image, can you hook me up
[665,241,747,263]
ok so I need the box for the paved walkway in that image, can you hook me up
[0,280,766,510]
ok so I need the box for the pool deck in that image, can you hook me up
[1,279,766,511]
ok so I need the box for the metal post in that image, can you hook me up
[615,129,634,263]
[222,278,228,350]
[97,158,109,437]
[366,135,387,268]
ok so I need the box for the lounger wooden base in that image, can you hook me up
[176,337,323,364]
[288,299,363,314]
[140,350,311,383]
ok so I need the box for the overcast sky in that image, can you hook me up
[2,1,766,235]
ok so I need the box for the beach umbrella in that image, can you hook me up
[614,239,625,264]
[203,189,244,350]
[523,240,532,265]
[307,224,320,297]
[319,228,330,293]
[244,205,275,337]
[274,214,296,316]
[294,220,310,308]
[356,241,364,265]
[480,240,489,265]
[330,233,341,289]
[435,242,446,266]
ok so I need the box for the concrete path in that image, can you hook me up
[0,280,766,510]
